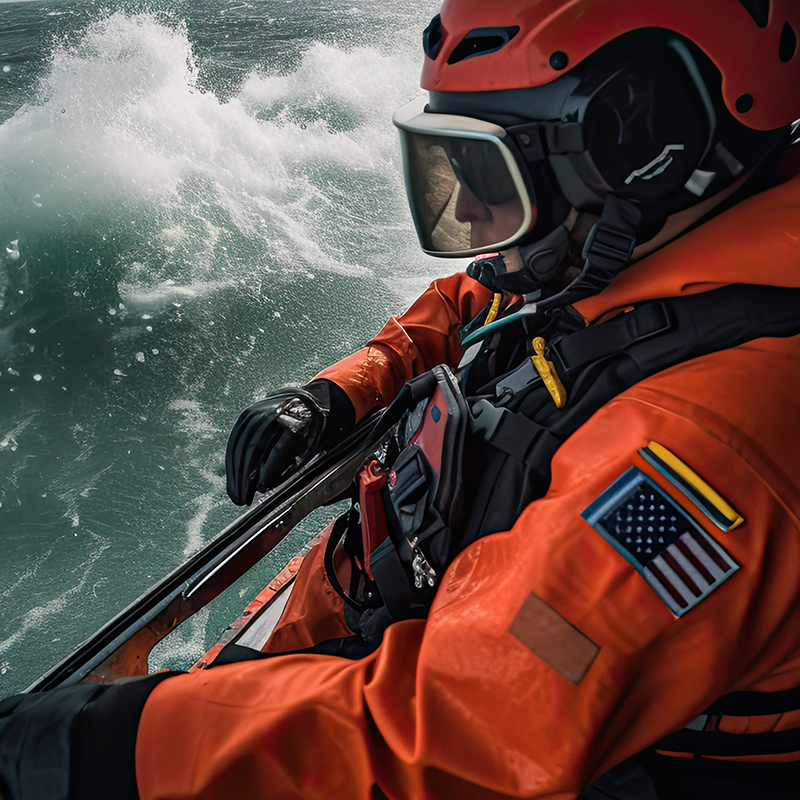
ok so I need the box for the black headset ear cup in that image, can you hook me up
[581,45,711,203]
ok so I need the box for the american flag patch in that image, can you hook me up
[582,468,738,616]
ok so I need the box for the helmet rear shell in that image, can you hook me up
[421,0,800,131]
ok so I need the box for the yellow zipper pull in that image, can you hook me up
[484,293,502,325]
[531,337,567,408]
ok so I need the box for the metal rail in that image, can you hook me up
[27,410,388,692]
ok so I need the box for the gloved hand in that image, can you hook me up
[226,379,355,506]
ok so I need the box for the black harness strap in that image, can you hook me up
[650,677,800,760]
[555,301,671,370]
[555,284,800,378]
[655,727,800,758]
[628,284,800,374]
[557,195,641,305]
[705,684,800,717]
[470,400,549,462]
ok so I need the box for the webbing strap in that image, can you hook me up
[650,682,800,759]
[555,195,641,305]
[471,399,545,462]
[556,285,800,377]
[655,726,800,758]
[556,302,670,369]
[631,285,800,375]
[706,684,800,716]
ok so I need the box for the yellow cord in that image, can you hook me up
[484,293,502,326]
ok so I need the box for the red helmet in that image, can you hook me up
[422,0,800,131]
[396,0,797,298]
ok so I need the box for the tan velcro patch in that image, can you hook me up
[510,592,599,685]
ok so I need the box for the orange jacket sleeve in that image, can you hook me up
[314,272,493,421]
[135,335,800,799]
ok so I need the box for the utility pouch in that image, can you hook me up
[327,364,468,621]
[369,364,468,613]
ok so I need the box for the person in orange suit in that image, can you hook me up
[3,2,800,799]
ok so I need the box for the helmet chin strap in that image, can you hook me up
[557,195,642,305]
[466,196,642,306]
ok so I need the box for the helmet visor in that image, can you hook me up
[393,98,534,257]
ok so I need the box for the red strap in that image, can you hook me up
[358,460,389,580]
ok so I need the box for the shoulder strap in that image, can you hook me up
[651,680,800,759]
[547,284,800,467]
[465,284,800,537]
[554,284,800,380]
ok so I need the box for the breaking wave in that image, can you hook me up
[0,1,442,693]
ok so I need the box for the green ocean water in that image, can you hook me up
[0,0,444,693]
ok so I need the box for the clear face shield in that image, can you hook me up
[393,97,535,257]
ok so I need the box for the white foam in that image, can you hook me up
[0,14,201,220]
[0,557,46,601]
[0,415,34,451]
[168,398,220,441]
[118,278,232,313]
[0,10,443,300]
[0,532,110,660]
[180,492,217,560]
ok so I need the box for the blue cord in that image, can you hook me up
[461,304,539,348]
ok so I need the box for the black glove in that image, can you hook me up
[226,379,355,506]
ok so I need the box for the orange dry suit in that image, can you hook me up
[136,170,800,799]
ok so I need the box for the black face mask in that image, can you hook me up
[466,224,571,295]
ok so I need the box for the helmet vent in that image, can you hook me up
[447,26,520,65]
[736,0,770,28]
[423,14,444,60]
[780,22,797,63]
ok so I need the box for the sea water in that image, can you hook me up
[0,0,445,693]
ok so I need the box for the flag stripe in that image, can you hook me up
[684,530,732,574]
[651,556,697,605]
[675,537,717,584]
[661,549,703,597]
[644,562,689,609]
[668,545,711,593]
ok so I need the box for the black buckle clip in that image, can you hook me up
[582,223,637,270]
[625,300,672,344]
